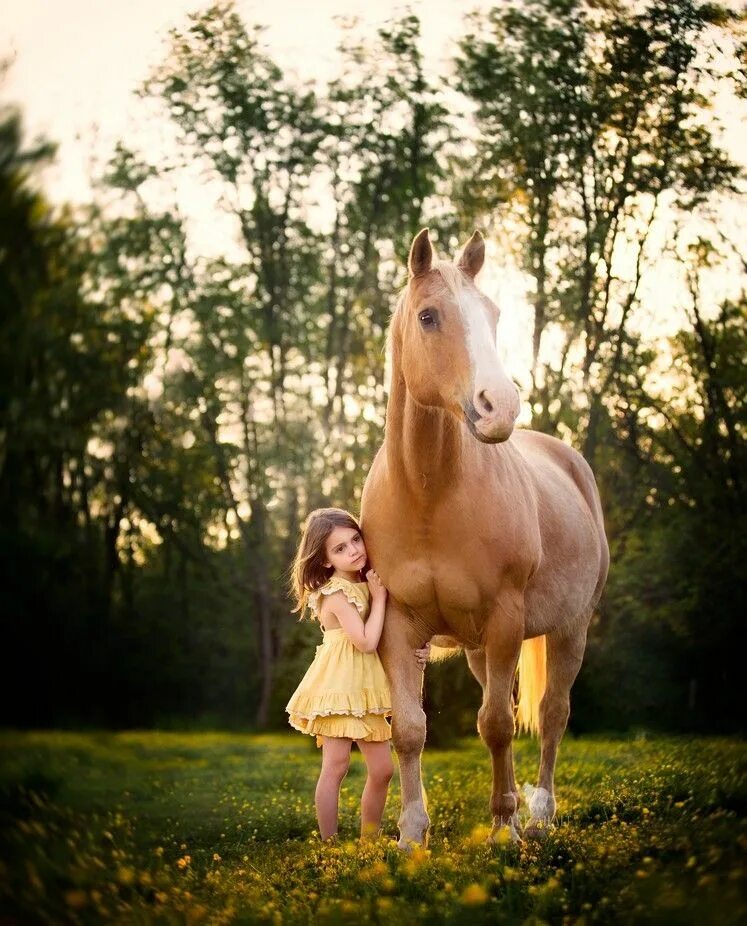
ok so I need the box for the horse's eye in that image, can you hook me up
[418,308,438,329]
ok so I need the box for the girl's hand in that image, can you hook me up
[366,569,388,603]
[415,641,431,670]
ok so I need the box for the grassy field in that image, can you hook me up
[0,731,745,924]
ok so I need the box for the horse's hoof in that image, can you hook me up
[523,820,552,841]
[397,808,429,852]
[397,836,426,852]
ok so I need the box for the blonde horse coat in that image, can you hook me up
[361,229,609,846]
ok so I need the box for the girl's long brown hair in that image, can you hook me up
[289,508,364,620]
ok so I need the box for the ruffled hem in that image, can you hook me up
[285,687,391,719]
[287,711,392,748]
[308,576,368,618]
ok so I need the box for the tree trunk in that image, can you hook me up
[247,498,274,729]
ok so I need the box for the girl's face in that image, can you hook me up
[323,526,367,578]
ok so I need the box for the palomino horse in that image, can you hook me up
[360,228,609,848]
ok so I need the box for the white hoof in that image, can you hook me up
[397,835,425,852]
[522,785,555,838]
[397,806,429,851]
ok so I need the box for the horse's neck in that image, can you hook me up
[385,372,466,499]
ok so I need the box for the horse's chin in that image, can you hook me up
[464,414,514,444]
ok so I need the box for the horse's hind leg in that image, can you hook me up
[525,620,588,838]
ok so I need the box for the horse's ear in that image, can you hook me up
[458,230,485,278]
[408,228,433,278]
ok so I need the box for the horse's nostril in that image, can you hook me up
[478,391,494,414]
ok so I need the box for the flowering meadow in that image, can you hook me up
[0,731,744,924]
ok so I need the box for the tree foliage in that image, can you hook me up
[456,0,742,457]
[1,1,744,734]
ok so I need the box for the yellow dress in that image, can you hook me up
[285,576,392,748]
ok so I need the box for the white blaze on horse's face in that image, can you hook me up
[449,275,520,443]
[403,228,521,443]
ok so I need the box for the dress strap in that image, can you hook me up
[308,576,368,619]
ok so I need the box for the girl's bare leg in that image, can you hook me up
[315,736,353,840]
[357,739,394,839]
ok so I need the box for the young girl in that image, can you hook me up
[286,507,429,842]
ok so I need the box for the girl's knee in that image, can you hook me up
[321,757,350,784]
[368,758,394,787]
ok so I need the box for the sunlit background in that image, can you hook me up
[1,2,746,920]
[1,0,745,736]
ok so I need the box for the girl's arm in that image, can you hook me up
[324,570,387,653]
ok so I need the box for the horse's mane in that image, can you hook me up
[387,290,406,339]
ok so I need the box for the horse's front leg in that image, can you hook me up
[478,591,524,842]
[466,647,520,828]
[378,600,429,849]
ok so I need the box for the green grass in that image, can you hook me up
[0,731,745,924]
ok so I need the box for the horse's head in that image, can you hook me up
[393,228,520,443]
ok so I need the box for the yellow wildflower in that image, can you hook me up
[461,883,489,905]
[115,866,135,886]
[466,824,493,846]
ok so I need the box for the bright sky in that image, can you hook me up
[2,0,539,378]
[1,0,496,203]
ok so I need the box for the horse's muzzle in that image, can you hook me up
[462,401,515,443]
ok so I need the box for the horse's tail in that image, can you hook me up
[515,636,547,736]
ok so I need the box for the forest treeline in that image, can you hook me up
[1,0,745,738]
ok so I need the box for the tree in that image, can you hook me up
[0,102,152,723]
[456,0,742,462]
[574,234,746,731]
[90,4,449,726]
